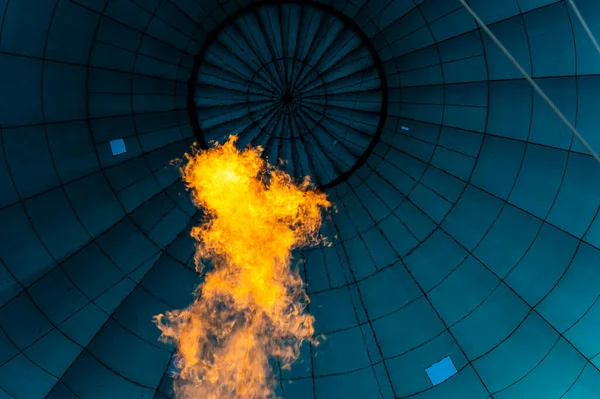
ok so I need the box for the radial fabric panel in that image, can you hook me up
[191,1,386,188]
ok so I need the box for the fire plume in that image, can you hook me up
[154,135,331,398]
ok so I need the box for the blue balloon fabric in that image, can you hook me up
[0,0,600,398]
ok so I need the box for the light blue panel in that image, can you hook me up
[407,366,489,399]
[426,356,458,385]
[109,139,127,155]
[387,332,466,395]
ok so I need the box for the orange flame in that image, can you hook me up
[153,135,331,398]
